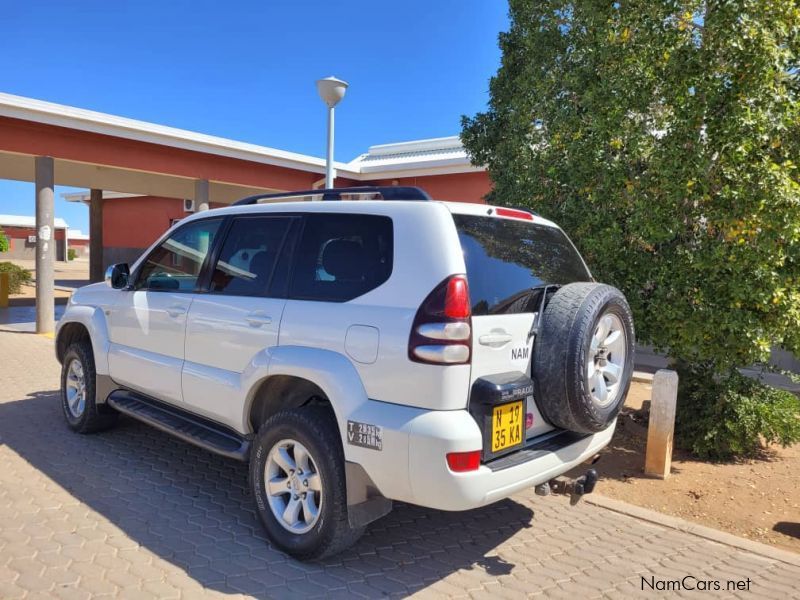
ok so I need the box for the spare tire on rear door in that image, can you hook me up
[532,283,635,434]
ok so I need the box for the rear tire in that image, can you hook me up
[532,283,635,433]
[249,407,364,560]
[60,341,118,434]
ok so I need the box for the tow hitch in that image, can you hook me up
[534,468,598,506]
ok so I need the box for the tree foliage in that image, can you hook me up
[0,229,8,253]
[462,0,800,374]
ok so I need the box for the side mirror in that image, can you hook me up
[105,263,130,289]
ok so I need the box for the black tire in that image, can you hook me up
[249,407,364,560]
[60,340,118,434]
[532,282,635,433]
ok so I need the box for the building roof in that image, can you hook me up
[62,136,482,205]
[0,92,480,181]
[68,229,89,240]
[347,136,479,177]
[0,92,331,175]
[0,214,69,229]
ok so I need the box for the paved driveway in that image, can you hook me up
[0,329,798,599]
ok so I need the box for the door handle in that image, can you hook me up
[478,332,513,347]
[245,313,272,327]
[165,305,187,318]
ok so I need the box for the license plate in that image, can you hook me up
[491,400,524,453]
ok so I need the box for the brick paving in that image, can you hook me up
[0,328,798,599]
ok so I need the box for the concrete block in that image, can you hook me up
[644,369,678,478]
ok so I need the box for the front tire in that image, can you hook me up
[60,340,118,434]
[249,407,363,560]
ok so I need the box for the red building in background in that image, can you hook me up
[64,136,491,266]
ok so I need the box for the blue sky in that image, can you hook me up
[0,1,508,231]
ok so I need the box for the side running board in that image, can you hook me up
[107,390,251,461]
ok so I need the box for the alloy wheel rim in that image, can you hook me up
[264,439,323,534]
[65,358,87,418]
[588,313,626,408]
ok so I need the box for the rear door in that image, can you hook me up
[451,209,592,439]
[182,215,298,429]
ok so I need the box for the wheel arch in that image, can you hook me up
[243,345,370,437]
[56,306,113,378]
[247,374,333,433]
[56,321,91,364]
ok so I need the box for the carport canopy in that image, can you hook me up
[0,92,346,333]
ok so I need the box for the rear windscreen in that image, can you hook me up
[453,214,591,315]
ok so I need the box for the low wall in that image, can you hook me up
[3,237,67,261]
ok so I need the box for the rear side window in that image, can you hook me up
[208,216,294,297]
[453,214,591,315]
[290,214,393,302]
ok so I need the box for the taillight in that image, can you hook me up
[446,450,481,472]
[444,276,470,318]
[409,275,472,365]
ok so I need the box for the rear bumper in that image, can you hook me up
[407,412,615,510]
[347,401,615,511]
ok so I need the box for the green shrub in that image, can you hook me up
[0,229,8,253]
[461,0,800,461]
[67,248,77,261]
[675,363,800,460]
[0,262,33,295]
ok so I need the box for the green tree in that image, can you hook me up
[462,0,800,458]
[0,229,8,253]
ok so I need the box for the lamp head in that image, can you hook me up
[316,76,349,108]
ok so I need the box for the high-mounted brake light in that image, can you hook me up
[495,207,534,221]
[446,451,481,472]
[408,275,472,365]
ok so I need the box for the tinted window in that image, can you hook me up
[135,218,222,291]
[453,214,591,315]
[290,214,393,302]
[208,216,294,297]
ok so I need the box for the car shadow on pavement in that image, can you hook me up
[0,390,534,598]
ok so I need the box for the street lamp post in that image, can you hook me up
[316,76,349,189]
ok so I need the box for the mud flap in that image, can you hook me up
[345,462,393,528]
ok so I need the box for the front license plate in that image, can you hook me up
[491,401,524,453]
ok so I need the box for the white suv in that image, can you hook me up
[56,186,634,559]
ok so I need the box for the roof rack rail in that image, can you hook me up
[233,186,432,206]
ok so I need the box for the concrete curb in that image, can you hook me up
[632,371,654,383]
[24,281,76,292]
[8,296,69,307]
[585,494,800,567]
